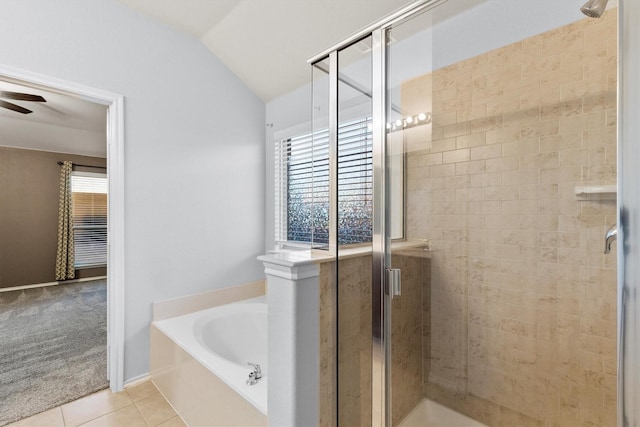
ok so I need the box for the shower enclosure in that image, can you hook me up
[306,0,638,425]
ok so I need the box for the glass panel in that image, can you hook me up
[308,58,330,248]
[310,56,340,427]
[336,36,373,426]
[386,2,618,426]
[385,9,435,427]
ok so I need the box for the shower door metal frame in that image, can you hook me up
[618,1,640,426]
[371,26,388,427]
[309,1,446,426]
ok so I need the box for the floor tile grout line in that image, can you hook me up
[129,385,167,426]
[64,390,133,427]
[133,391,177,427]
[150,381,186,426]
[9,381,177,427]
[75,402,139,427]
[131,399,152,427]
[132,402,152,427]
[59,406,68,427]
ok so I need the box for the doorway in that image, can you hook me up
[0,65,124,421]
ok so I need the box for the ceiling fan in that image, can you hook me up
[0,91,46,114]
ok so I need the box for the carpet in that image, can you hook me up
[0,279,108,426]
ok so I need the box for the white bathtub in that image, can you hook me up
[153,296,268,415]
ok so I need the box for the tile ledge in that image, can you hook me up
[261,240,431,265]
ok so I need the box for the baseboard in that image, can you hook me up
[124,373,151,389]
[0,276,108,293]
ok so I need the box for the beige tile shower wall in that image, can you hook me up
[404,10,617,427]
[337,255,374,426]
[390,251,431,425]
[318,253,430,427]
[330,256,373,427]
[319,261,337,427]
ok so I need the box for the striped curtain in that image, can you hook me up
[55,161,75,280]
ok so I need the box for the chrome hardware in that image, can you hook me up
[246,362,262,386]
[604,224,617,254]
[387,268,401,298]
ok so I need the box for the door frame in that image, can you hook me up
[0,64,125,392]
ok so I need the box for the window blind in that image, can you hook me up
[275,116,372,245]
[71,174,107,268]
[337,118,373,244]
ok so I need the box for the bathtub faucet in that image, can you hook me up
[246,362,262,386]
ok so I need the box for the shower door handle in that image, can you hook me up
[387,268,401,298]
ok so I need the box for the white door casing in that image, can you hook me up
[0,64,125,392]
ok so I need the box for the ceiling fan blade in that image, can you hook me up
[0,100,33,114]
[0,91,46,102]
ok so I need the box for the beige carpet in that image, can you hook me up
[0,279,108,426]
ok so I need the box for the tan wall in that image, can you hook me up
[336,255,373,427]
[403,10,617,427]
[319,260,337,427]
[0,146,107,288]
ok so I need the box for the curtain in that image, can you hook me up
[55,161,75,280]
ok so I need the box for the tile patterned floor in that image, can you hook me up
[6,381,185,427]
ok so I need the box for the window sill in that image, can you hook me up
[74,264,107,270]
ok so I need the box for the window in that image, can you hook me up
[276,117,373,246]
[71,172,107,268]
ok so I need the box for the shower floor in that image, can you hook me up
[398,398,487,427]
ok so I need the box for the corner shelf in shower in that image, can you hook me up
[574,184,617,200]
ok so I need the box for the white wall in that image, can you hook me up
[0,0,265,381]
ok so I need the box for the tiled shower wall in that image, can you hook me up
[403,10,617,427]
[319,256,374,427]
[318,252,429,427]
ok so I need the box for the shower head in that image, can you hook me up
[580,0,609,18]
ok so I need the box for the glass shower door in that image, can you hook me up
[384,2,618,426]
[335,36,374,427]
[383,8,439,426]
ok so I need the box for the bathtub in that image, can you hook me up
[151,296,268,425]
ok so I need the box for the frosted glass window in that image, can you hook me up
[276,116,373,245]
